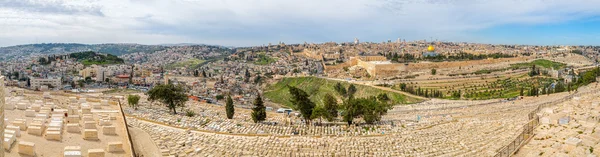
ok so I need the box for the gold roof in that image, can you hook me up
[427,45,435,52]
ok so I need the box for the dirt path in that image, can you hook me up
[129,126,162,157]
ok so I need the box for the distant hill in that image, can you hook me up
[0,43,167,61]
[69,51,125,66]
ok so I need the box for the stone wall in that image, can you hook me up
[406,57,533,71]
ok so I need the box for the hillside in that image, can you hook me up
[0,43,166,61]
[264,77,422,108]
[69,51,125,66]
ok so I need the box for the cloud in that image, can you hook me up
[0,0,599,47]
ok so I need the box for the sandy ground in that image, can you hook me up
[129,126,161,157]
[4,91,132,157]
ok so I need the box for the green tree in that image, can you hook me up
[520,87,524,96]
[85,76,92,83]
[431,69,437,75]
[377,93,390,102]
[78,80,85,88]
[147,84,189,114]
[334,83,347,96]
[555,81,565,93]
[127,95,141,110]
[226,95,234,119]
[323,93,338,122]
[347,84,357,98]
[251,95,266,123]
[288,86,315,124]
[216,94,225,102]
[342,96,392,125]
[310,106,329,125]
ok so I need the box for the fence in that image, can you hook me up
[494,88,600,157]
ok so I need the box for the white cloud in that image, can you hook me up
[1,0,599,47]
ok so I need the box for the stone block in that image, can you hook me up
[67,124,80,133]
[18,141,36,156]
[45,131,62,141]
[84,121,96,129]
[28,126,43,136]
[6,125,21,137]
[82,107,92,114]
[107,142,123,152]
[4,133,16,151]
[566,137,582,146]
[64,151,82,157]
[88,149,105,157]
[67,115,80,123]
[99,120,112,126]
[13,120,27,131]
[25,109,36,117]
[31,105,41,112]
[82,114,94,121]
[5,129,18,137]
[17,102,28,110]
[83,129,99,140]
[36,114,48,119]
[102,126,116,135]
[64,146,81,151]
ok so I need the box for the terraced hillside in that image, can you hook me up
[264,77,422,108]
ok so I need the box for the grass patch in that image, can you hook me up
[254,53,277,65]
[264,77,421,108]
[510,59,566,70]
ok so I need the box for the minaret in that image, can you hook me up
[354,38,359,45]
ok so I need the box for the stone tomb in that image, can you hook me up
[107,142,123,152]
[84,121,96,129]
[67,123,80,133]
[83,129,99,140]
[18,141,36,156]
[13,119,27,131]
[67,115,80,123]
[64,146,83,157]
[27,126,43,136]
[88,149,105,157]
[25,109,36,117]
[17,102,28,110]
[6,125,21,137]
[102,126,116,135]
[4,132,16,151]
[45,131,62,141]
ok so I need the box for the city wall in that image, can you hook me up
[324,56,534,78]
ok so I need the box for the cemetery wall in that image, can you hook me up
[0,76,4,157]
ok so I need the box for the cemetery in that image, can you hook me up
[120,83,599,156]
[3,88,133,157]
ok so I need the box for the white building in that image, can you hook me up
[30,77,61,90]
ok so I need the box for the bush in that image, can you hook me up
[185,109,196,117]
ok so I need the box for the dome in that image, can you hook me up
[427,45,435,52]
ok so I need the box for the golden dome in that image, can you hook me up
[427,45,435,52]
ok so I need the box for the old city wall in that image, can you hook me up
[302,49,323,60]
[406,56,534,71]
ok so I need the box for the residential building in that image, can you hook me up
[30,77,61,89]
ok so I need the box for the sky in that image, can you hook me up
[0,0,599,47]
